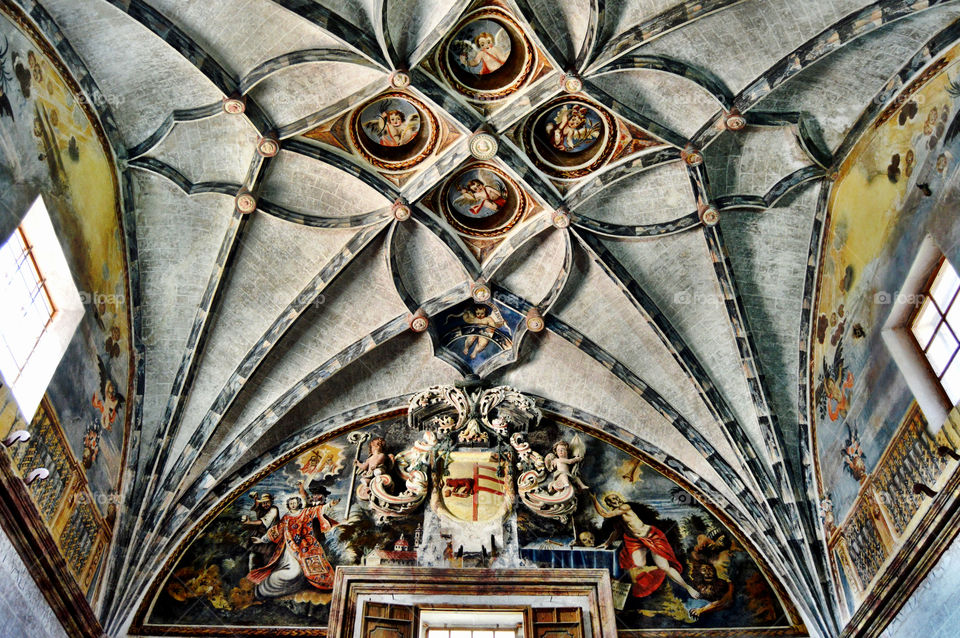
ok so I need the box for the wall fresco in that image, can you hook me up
[144,386,790,634]
[816,46,960,521]
[0,11,129,598]
[816,43,960,615]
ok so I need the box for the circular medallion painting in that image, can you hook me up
[440,8,534,102]
[442,164,525,237]
[452,19,512,75]
[359,98,421,147]
[350,92,439,172]
[525,98,616,180]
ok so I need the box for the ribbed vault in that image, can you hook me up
[7,0,960,636]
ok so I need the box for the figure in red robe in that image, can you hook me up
[247,482,338,599]
[592,493,700,599]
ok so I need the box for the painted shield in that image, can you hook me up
[437,451,511,522]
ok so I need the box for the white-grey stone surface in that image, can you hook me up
[0,525,68,638]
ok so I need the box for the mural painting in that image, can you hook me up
[142,385,792,634]
[815,44,960,611]
[0,11,130,598]
[525,97,616,180]
[349,92,438,171]
[441,163,525,238]
[439,7,533,102]
[815,45,960,522]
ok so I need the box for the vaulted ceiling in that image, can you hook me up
[19,0,960,635]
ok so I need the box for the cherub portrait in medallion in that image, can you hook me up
[362,98,420,147]
[452,21,511,75]
[545,104,601,152]
[452,169,507,218]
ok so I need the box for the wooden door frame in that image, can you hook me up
[328,567,616,638]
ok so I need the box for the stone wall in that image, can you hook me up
[0,524,68,638]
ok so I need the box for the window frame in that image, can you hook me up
[0,195,84,421]
[419,606,527,638]
[908,255,960,406]
[1,224,59,383]
[425,628,521,638]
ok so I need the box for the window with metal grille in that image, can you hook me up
[910,256,960,405]
[0,224,56,382]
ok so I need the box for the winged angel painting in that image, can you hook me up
[447,304,508,359]
[362,98,420,147]
[545,104,601,152]
[452,20,511,75]
[814,339,854,423]
[452,168,507,218]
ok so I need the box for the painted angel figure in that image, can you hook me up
[841,425,867,482]
[363,99,419,147]
[449,304,506,359]
[92,357,124,432]
[355,436,394,492]
[545,105,600,152]
[815,340,853,422]
[454,170,506,217]
[545,436,588,492]
[454,29,510,75]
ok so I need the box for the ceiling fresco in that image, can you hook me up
[3,0,960,637]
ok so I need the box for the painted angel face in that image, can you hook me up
[468,179,485,193]
[477,34,494,50]
[475,306,488,319]
[824,376,839,398]
[28,52,42,82]
[388,112,404,127]
[555,441,569,458]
